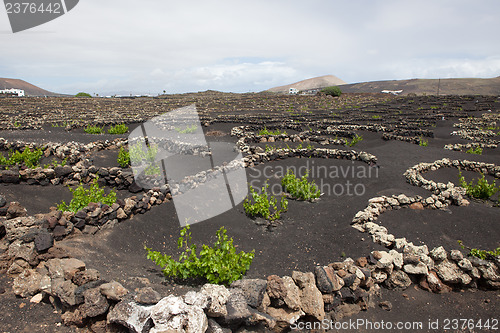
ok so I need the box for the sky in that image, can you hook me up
[1,0,500,95]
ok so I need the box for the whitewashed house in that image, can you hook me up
[0,88,25,97]
[289,87,299,95]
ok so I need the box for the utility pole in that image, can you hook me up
[437,78,441,96]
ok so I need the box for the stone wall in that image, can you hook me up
[1,133,499,332]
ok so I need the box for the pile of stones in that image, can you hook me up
[382,133,427,145]
[6,245,397,333]
[404,158,500,191]
[451,129,499,145]
[1,117,499,331]
[240,147,377,168]
[347,158,500,300]
[444,142,498,151]
[231,126,377,167]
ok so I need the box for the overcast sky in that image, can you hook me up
[1,0,500,95]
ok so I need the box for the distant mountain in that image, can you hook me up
[0,78,63,96]
[339,77,500,96]
[266,75,347,93]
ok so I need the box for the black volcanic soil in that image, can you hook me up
[0,93,499,332]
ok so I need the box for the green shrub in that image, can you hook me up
[371,115,381,119]
[75,92,92,98]
[348,134,363,147]
[466,146,483,155]
[108,124,129,134]
[175,124,198,134]
[117,147,130,167]
[258,127,287,136]
[458,170,499,200]
[458,240,500,260]
[0,154,8,166]
[84,125,104,134]
[281,169,320,201]
[145,225,255,285]
[264,145,274,152]
[129,142,157,165]
[58,177,117,212]
[128,142,161,176]
[418,137,428,147]
[0,146,43,168]
[43,158,67,169]
[320,86,342,97]
[243,181,288,221]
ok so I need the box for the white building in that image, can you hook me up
[381,89,403,96]
[0,88,25,97]
[289,87,299,95]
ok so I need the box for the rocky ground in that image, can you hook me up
[0,93,499,332]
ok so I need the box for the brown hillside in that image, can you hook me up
[267,75,347,93]
[340,77,500,96]
[0,78,62,96]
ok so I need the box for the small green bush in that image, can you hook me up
[0,154,8,166]
[108,124,129,134]
[458,170,499,200]
[145,225,255,285]
[466,147,483,155]
[348,134,363,147]
[243,181,288,221]
[258,127,287,136]
[418,137,428,147]
[75,92,92,98]
[43,158,67,169]
[129,142,157,165]
[371,115,381,119]
[58,177,117,212]
[175,125,198,134]
[117,147,130,167]
[128,142,161,176]
[281,169,320,201]
[320,86,342,97]
[458,240,500,260]
[0,146,43,168]
[84,125,104,134]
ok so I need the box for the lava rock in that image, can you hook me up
[75,280,107,305]
[80,288,110,318]
[52,225,68,240]
[200,284,230,317]
[34,231,54,252]
[0,195,6,208]
[128,181,142,193]
[0,222,6,239]
[134,286,161,305]
[150,295,208,333]
[107,299,153,333]
[1,170,20,183]
[99,281,128,302]
[6,202,27,219]
[73,268,100,286]
[54,165,73,178]
[384,270,412,290]
[292,271,325,321]
[221,288,252,326]
[230,278,267,308]
[266,275,286,303]
[379,300,392,311]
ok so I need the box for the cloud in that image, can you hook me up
[1,0,499,94]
